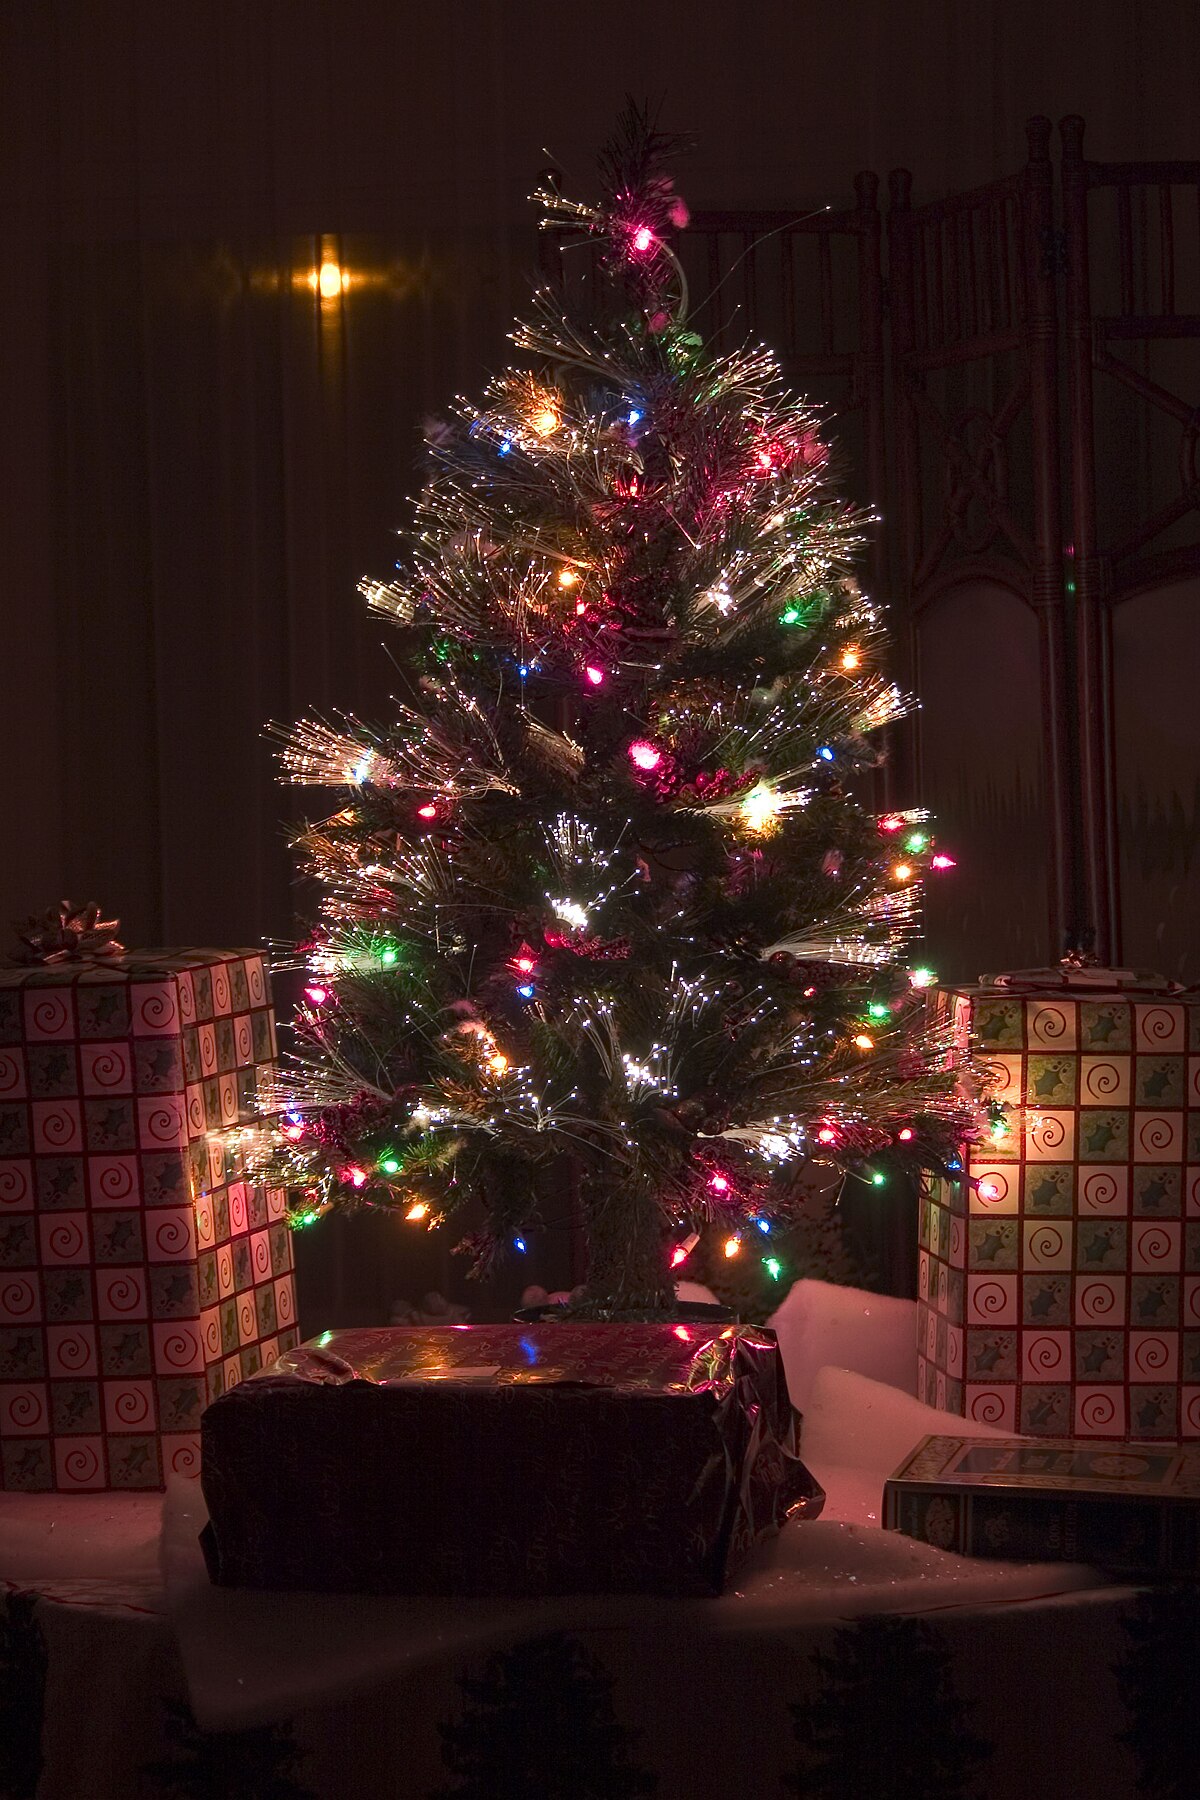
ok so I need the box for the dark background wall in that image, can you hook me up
[2,0,1198,963]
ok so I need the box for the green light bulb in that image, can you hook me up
[380,945,399,966]
[871,1171,887,1187]
[379,1154,401,1176]
[780,606,802,626]
[868,1002,889,1020]
[764,1256,783,1279]
[905,831,928,852]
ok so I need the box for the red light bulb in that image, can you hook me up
[416,802,438,820]
[931,853,957,870]
[628,739,663,772]
[897,1127,915,1142]
[708,1172,729,1194]
[632,226,653,252]
[304,984,328,1006]
[584,665,605,687]
[880,814,904,833]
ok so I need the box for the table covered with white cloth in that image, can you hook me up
[1,1283,1185,1799]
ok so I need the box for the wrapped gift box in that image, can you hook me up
[0,950,299,1490]
[885,1433,1200,1575]
[918,971,1200,1439]
[200,1323,824,1595]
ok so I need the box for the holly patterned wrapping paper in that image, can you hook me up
[918,977,1200,1439]
[0,951,299,1490]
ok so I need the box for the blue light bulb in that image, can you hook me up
[513,1235,527,1253]
[755,1217,772,1234]
[516,983,535,1000]
[817,745,834,762]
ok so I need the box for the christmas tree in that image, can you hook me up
[261,109,972,1315]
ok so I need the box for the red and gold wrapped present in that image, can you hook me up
[919,968,1200,1439]
[199,1323,824,1595]
[0,950,299,1490]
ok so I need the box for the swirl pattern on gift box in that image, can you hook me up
[0,1276,38,1318]
[1083,1060,1124,1100]
[1029,1225,1066,1264]
[0,1164,32,1207]
[1026,1333,1066,1375]
[157,1326,201,1370]
[102,1274,143,1314]
[925,1311,938,1355]
[947,1330,962,1375]
[975,1169,1012,1205]
[968,1390,1007,1424]
[178,974,195,1023]
[1137,1115,1179,1156]
[238,1297,256,1339]
[150,1214,192,1258]
[44,1218,86,1261]
[59,1443,102,1484]
[1080,1280,1119,1318]
[133,987,178,1034]
[52,1329,92,1373]
[276,1282,295,1325]
[112,1382,151,1425]
[202,1314,221,1356]
[247,962,266,1005]
[141,1101,184,1146]
[0,1051,24,1096]
[167,1438,200,1477]
[1135,1225,1174,1265]
[5,1388,47,1430]
[1187,1284,1200,1325]
[1079,1390,1119,1430]
[918,1256,930,1299]
[1029,1114,1068,1155]
[252,1239,270,1280]
[1132,1335,1171,1375]
[1081,1170,1122,1211]
[234,1017,252,1062]
[936,1264,948,1305]
[972,1280,1008,1317]
[212,966,232,1013]
[93,1159,136,1202]
[1186,1392,1200,1433]
[1032,1003,1071,1044]
[27,994,72,1037]
[219,1076,238,1124]
[85,1048,128,1089]
[950,1217,965,1262]
[1138,1006,1180,1048]
[186,1092,206,1134]
[38,1105,78,1148]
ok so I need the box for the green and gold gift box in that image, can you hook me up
[918,970,1200,1439]
[0,949,299,1490]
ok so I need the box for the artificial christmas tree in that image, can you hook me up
[259,110,972,1316]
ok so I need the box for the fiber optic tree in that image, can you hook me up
[261,112,974,1316]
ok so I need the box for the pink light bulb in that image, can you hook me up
[931,853,957,870]
[670,1244,690,1268]
[897,1127,915,1142]
[283,1124,304,1142]
[416,802,438,820]
[673,1325,690,1342]
[346,1166,368,1189]
[304,984,328,1006]
[708,1172,729,1193]
[628,739,663,772]
[632,226,653,252]
[584,665,605,687]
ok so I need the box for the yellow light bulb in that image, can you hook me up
[854,1033,874,1051]
[893,862,914,882]
[558,568,580,588]
[841,647,861,671]
[741,781,782,835]
[487,1052,509,1075]
[406,1201,429,1222]
[532,405,560,437]
[316,261,345,300]
[723,1235,741,1259]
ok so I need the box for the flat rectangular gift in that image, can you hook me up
[0,950,299,1491]
[199,1323,823,1596]
[884,1432,1200,1575]
[918,969,1200,1439]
